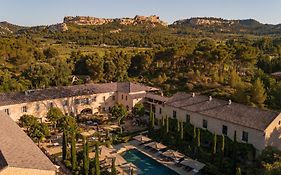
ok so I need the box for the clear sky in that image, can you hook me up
[1,0,281,26]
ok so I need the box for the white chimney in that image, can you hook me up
[209,96,212,101]
[192,93,195,97]
[228,99,232,105]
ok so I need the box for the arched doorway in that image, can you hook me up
[80,108,93,115]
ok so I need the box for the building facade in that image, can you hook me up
[0,82,157,122]
[148,92,281,152]
[0,82,280,152]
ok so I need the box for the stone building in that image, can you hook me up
[0,82,158,122]
[0,112,56,175]
[146,92,281,151]
[0,82,280,152]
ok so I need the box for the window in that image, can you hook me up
[202,119,208,129]
[159,108,162,114]
[103,96,106,101]
[122,95,124,100]
[222,125,228,135]
[125,96,128,101]
[63,100,68,107]
[242,131,248,142]
[93,96,97,102]
[173,110,177,119]
[36,103,40,111]
[48,102,54,108]
[4,108,9,115]
[102,107,106,112]
[74,99,80,105]
[85,98,90,104]
[112,96,116,101]
[22,106,27,113]
[279,121,281,125]
[186,114,190,123]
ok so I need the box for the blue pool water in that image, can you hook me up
[122,149,179,175]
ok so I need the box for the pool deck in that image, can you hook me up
[115,140,196,175]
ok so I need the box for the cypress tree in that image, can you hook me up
[111,158,117,175]
[166,115,169,133]
[71,133,77,171]
[197,128,201,147]
[220,134,225,169]
[62,129,67,161]
[83,137,89,175]
[236,167,241,175]
[95,142,100,175]
[149,112,155,133]
[193,126,197,141]
[213,134,217,154]
[180,122,184,140]
[221,135,225,153]
[177,120,180,132]
[233,131,237,175]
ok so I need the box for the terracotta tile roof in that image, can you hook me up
[129,93,146,99]
[145,93,169,102]
[0,82,154,106]
[0,112,56,171]
[117,82,157,93]
[166,92,280,131]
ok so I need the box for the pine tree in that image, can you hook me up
[95,142,100,175]
[62,129,67,161]
[251,78,267,108]
[111,158,117,175]
[83,137,89,175]
[229,69,241,88]
[71,133,77,171]
[213,134,217,154]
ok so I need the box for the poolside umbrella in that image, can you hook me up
[161,149,185,161]
[133,135,151,143]
[121,163,140,174]
[180,157,205,171]
[144,141,167,151]
[114,154,127,166]
[99,145,116,161]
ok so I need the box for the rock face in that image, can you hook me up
[173,17,238,26]
[48,23,68,32]
[172,17,263,28]
[63,15,168,27]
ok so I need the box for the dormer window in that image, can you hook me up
[4,108,10,115]
[22,106,27,113]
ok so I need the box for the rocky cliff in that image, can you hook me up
[172,17,262,27]
[63,15,168,27]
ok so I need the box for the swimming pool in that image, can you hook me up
[122,149,179,175]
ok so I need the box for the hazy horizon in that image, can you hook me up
[1,0,281,26]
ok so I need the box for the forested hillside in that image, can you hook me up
[1,17,281,110]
